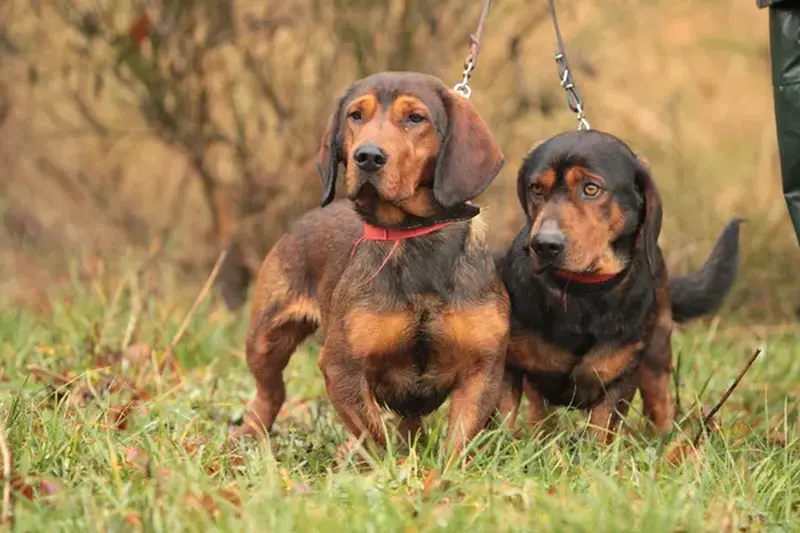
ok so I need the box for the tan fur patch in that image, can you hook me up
[346,94,378,120]
[374,202,407,226]
[638,364,674,433]
[537,169,557,192]
[345,310,416,357]
[391,95,428,117]
[396,188,438,218]
[274,296,322,325]
[574,342,643,384]
[507,335,574,374]
[439,302,508,353]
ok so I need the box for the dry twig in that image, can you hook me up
[673,349,683,416]
[161,250,228,373]
[692,348,762,447]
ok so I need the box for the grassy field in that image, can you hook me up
[0,262,797,533]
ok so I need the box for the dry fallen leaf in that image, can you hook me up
[123,447,149,471]
[155,468,173,483]
[219,486,242,508]
[767,431,787,448]
[11,475,60,501]
[26,364,72,386]
[422,469,441,499]
[124,511,142,528]
[106,402,136,430]
[664,443,702,468]
[124,344,153,366]
[184,491,219,519]
[91,349,123,369]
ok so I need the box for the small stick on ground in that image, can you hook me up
[692,348,762,447]
[673,349,683,416]
[161,250,228,375]
[0,421,12,525]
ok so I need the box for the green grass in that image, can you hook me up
[0,267,798,533]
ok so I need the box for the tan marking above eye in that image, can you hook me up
[346,94,378,122]
[392,96,432,126]
[536,170,557,191]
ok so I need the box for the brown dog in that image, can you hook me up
[495,130,741,442]
[230,72,509,454]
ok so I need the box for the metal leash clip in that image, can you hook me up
[453,0,493,100]
[556,54,591,131]
[453,59,475,99]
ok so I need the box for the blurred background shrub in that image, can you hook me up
[0,0,796,321]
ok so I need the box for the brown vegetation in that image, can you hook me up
[0,0,797,320]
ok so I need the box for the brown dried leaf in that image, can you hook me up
[106,402,136,430]
[184,491,219,519]
[123,447,149,471]
[767,431,787,448]
[11,475,60,501]
[26,364,72,386]
[422,469,440,499]
[124,344,152,366]
[38,479,59,497]
[67,383,93,407]
[124,512,142,528]
[665,443,701,468]
[219,486,241,508]
[155,468,173,482]
[91,347,123,368]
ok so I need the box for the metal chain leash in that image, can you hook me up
[547,0,591,130]
[453,0,494,99]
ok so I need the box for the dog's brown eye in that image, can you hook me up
[348,110,363,122]
[406,113,426,124]
[530,183,544,196]
[582,183,602,198]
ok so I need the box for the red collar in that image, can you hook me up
[351,221,455,281]
[551,269,620,284]
[362,221,454,241]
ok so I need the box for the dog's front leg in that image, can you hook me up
[447,353,505,455]
[494,367,523,429]
[318,347,387,451]
[638,309,675,434]
[587,383,637,445]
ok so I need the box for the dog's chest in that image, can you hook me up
[343,298,506,416]
[344,298,507,362]
[509,334,644,406]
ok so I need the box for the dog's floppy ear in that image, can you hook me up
[317,94,349,207]
[433,89,504,208]
[633,156,663,276]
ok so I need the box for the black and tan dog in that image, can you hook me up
[496,130,741,442]
[229,72,509,454]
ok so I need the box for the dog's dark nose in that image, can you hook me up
[353,144,388,172]
[531,231,565,261]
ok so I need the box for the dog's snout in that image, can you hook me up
[353,144,388,172]
[531,229,565,261]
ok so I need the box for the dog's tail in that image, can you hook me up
[670,219,743,324]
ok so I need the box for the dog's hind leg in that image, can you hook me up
[230,310,318,441]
